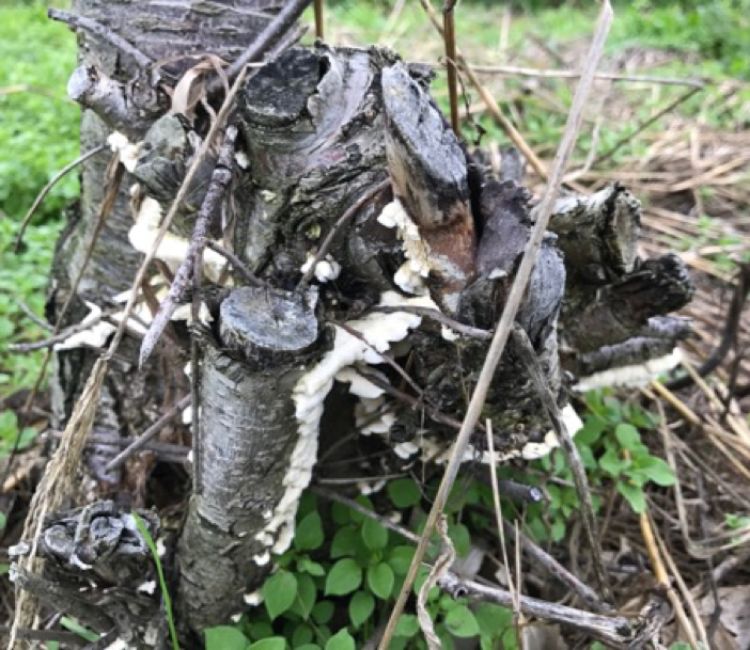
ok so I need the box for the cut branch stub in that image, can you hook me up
[549,183,641,284]
[220,286,319,364]
[67,65,160,139]
[382,62,476,310]
[564,253,694,353]
[236,46,389,279]
[177,287,320,630]
[11,501,160,644]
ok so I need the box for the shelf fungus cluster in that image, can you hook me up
[30,12,693,639]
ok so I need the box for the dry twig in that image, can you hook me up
[14,144,107,253]
[512,324,610,599]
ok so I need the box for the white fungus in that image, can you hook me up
[256,291,436,556]
[106,131,141,173]
[300,253,342,283]
[252,550,271,567]
[137,580,157,595]
[574,348,683,393]
[128,196,226,282]
[377,199,432,295]
[243,590,264,606]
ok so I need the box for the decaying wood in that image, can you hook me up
[382,62,476,309]
[13,0,697,644]
[11,501,160,645]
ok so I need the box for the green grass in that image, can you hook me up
[327,0,749,164]
[0,3,79,220]
[0,3,77,401]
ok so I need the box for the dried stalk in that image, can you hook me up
[512,324,610,599]
[442,1,460,136]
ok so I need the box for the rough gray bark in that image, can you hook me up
[14,3,695,645]
[176,287,319,628]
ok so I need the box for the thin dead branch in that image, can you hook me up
[418,0,548,180]
[471,63,704,88]
[14,144,107,253]
[639,510,700,648]
[594,86,702,167]
[314,0,324,40]
[442,1,460,136]
[371,306,491,340]
[104,395,191,471]
[438,572,669,648]
[204,240,264,286]
[297,179,390,290]
[139,125,238,367]
[47,9,152,68]
[512,324,610,599]
[486,420,525,650]
[666,262,749,390]
[221,0,313,87]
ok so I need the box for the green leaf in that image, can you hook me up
[361,517,388,551]
[448,522,471,557]
[292,624,314,647]
[599,446,627,477]
[394,614,420,638]
[263,570,298,621]
[615,423,641,450]
[617,481,646,513]
[367,562,394,599]
[293,573,317,621]
[575,415,606,445]
[444,605,480,638]
[60,617,99,643]
[348,495,374,524]
[132,514,179,650]
[311,601,335,625]
[387,478,421,508]
[551,517,566,543]
[325,559,362,596]
[387,545,415,575]
[248,622,274,641]
[726,513,750,530]
[349,591,375,628]
[298,557,326,577]
[331,502,351,526]
[324,629,355,650]
[248,639,286,650]
[295,646,321,650]
[330,526,358,558]
[632,456,676,486]
[577,444,597,470]
[295,511,324,551]
[205,626,250,650]
[475,603,512,638]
